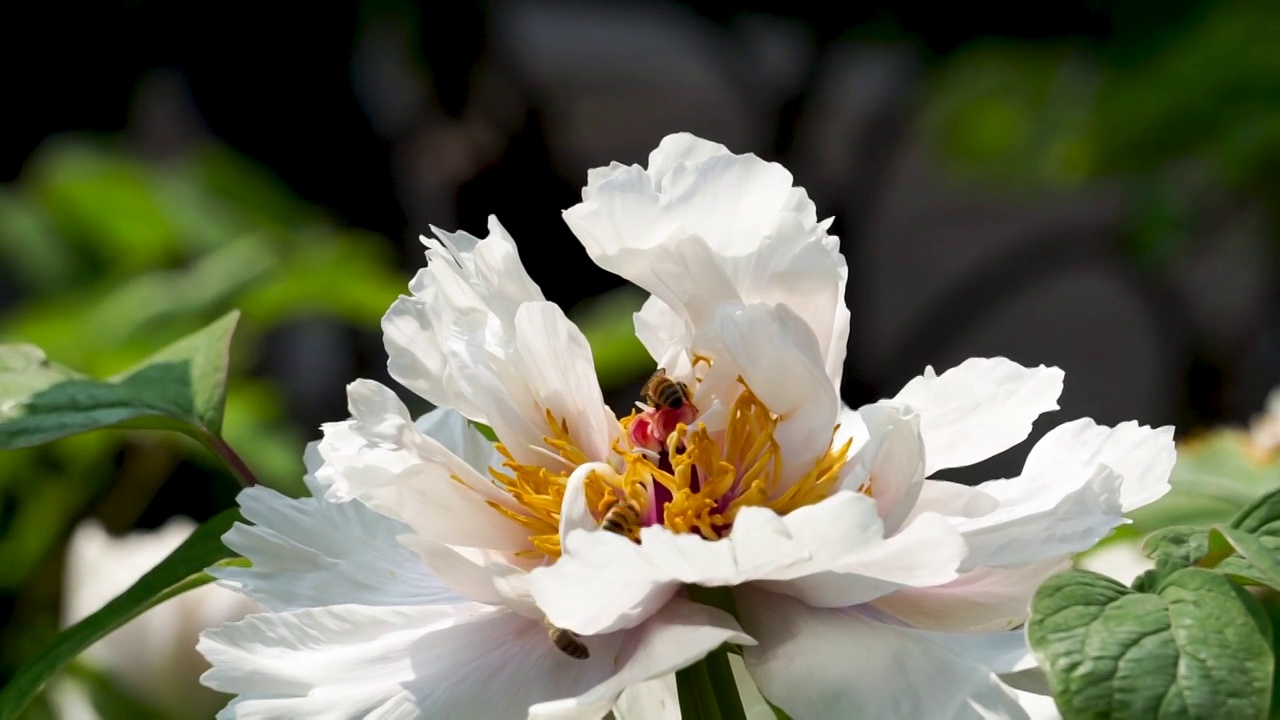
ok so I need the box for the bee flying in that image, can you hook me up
[641,368,692,411]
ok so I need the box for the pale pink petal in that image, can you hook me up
[736,587,1029,720]
[843,402,926,534]
[873,558,1068,633]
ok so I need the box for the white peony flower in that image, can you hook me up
[199,132,1175,719]
[530,134,1177,718]
[53,517,256,719]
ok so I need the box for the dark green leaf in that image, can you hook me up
[0,311,239,449]
[1029,568,1273,719]
[1141,525,1210,567]
[1212,527,1280,590]
[0,509,243,720]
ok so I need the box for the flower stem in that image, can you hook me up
[200,431,259,487]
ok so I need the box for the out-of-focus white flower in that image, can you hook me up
[1249,387,1280,456]
[198,132,1175,719]
[53,517,256,719]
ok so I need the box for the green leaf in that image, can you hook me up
[0,509,243,720]
[1141,525,1210,567]
[1029,568,1273,719]
[1231,486,1280,538]
[0,311,239,449]
[1212,526,1280,590]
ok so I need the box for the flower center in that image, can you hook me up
[483,382,854,560]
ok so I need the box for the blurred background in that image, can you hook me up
[4,0,1280,716]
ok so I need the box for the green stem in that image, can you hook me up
[678,586,748,720]
[676,655,722,720]
[199,430,259,487]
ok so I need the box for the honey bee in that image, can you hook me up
[641,368,692,411]
[600,498,643,541]
[547,622,590,660]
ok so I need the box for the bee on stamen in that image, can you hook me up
[641,368,693,411]
[547,620,590,660]
[600,497,643,542]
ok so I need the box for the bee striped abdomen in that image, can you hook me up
[641,369,692,411]
[548,625,590,660]
[600,500,643,540]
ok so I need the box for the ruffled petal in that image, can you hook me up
[317,384,531,554]
[736,587,1029,720]
[892,358,1065,475]
[382,215,616,465]
[382,216,541,419]
[216,483,456,612]
[872,558,1068,633]
[958,418,1175,568]
[752,493,966,608]
[532,491,964,634]
[200,599,746,720]
[566,133,849,387]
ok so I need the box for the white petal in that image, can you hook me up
[200,603,600,719]
[216,485,457,612]
[873,558,1068,633]
[528,598,753,719]
[893,358,1065,475]
[1023,419,1174,513]
[318,382,530,553]
[382,216,616,466]
[201,599,746,720]
[753,493,967,608]
[531,509,810,635]
[843,402,925,534]
[383,216,542,417]
[737,587,1029,720]
[612,675,679,720]
[959,418,1174,568]
[633,295,688,371]
[712,302,839,483]
[533,492,963,633]
[565,133,849,387]
[513,302,618,462]
[908,479,1002,520]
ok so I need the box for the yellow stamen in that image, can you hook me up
[480,380,859,559]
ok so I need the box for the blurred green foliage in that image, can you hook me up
[924,2,1280,268]
[0,134,410,712]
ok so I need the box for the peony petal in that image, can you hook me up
[200,603,608,719]
[752,493,966,608]
[382,216,616,467]
[216,484,457,612]
[843,402,926,534]
[612,675,679,720]
[528,598,753,719]
[958,418,1174,568]
[383,216,542,418]
[513,302,619,463]
[736,587,1029,720]
[534,492,963,633]
[892,358,1065,475]
[712,302,840,484]
[565,133,849,388]
[318,383,531,553]
[531,509,809,635]
[873,558,1068,633]
[201,599,746,720]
